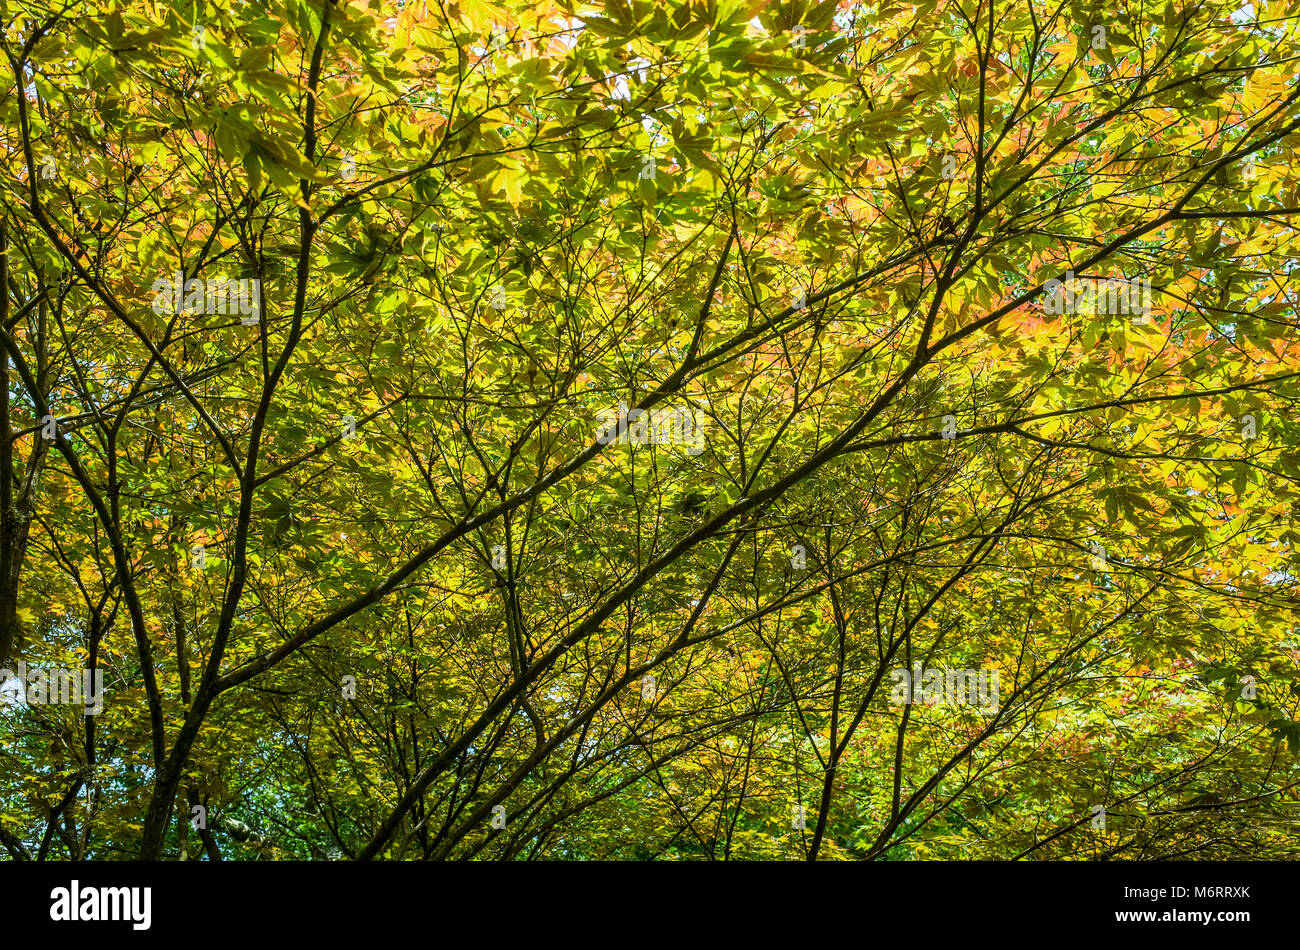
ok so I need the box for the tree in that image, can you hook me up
[1,0,1299,861]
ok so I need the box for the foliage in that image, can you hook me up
[1,0,1299,860]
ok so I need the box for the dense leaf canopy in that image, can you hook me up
[2,0,1300,860]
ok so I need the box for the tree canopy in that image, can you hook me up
[2,0,1300,861]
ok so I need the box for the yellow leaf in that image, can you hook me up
[492,165,523,207]
[1246,73,1288,114]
